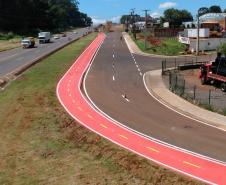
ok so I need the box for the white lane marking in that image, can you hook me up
[121,94,130,102]
[143,72,226,133]
[140,72,143,76]
[113,54,115,58]
[56,35,225,185]
[88,114,93,119]
[113,75,115,81]
[83,35,226,166]
[137,68,141,72]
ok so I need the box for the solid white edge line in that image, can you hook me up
[143,71,226,133]
[56,34,223,185]
[83,35,226,166]
[79,35,219,185]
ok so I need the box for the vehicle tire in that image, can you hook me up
[221,83,226,92]
[201,76,206,85]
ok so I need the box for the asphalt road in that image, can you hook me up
[85,31,226,162]
[0,28,90,77]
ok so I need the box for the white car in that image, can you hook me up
[73,31,78,34]
[53,35,60,39]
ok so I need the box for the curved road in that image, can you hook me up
[85,31,226,162]
[57,33,226,185]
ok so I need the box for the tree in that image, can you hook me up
[0,0,92,34]
[120,15,130,24]
[217,43,226,54]
[224,8,226,13]
[161,8,193,28]
[198,7,209,16]
[209,5,222,13]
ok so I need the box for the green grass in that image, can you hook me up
[0,32,203,185]
[0,32,21,40]
[131,34,186,56]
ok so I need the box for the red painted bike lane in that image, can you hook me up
[57,33,226,185]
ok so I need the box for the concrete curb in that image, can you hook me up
[0,32,91,89]
[122,32,215,58]
[143,70,226,131]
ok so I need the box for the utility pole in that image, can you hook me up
[143,10,150,50]
[196,12,200,55]
[130,8,136,39]
[196,8,209,55]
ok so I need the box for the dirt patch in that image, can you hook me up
[180,69,216,91]
[0,39,21,52]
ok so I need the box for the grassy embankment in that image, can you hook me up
[0,32,22,52]
[131,32,186,56]
[0,33,203,185]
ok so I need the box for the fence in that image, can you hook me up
[163,58,226,114]
[161,56,213,75]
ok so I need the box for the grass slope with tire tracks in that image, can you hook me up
[0,33,203,185]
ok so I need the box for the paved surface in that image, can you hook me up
[0,28,90,77]
[85,31,226,163]
[144,70,226,130]
[57,33,226,185]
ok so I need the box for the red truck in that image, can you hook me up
[199,53,226,92]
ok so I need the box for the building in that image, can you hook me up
[199,13,226,31]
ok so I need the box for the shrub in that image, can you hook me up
[217,43,226,54]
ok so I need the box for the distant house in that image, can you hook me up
[199,13,226,31]
[182,21,197,28]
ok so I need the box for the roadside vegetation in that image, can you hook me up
[0,0,92,35]
[0,33,203,185]
[131,33,186,56]
[0,32,22,52]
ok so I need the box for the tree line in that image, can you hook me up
[120,5,226,28]
[0,0,92,34]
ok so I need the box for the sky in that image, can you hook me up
[79,0,226,25]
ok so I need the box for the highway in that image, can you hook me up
[57,33,226,185]
[0,28,90,77]
[84,32,226,163]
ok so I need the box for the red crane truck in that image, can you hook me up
[199,53,226,92]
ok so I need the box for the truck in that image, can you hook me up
[38,32,51,44]
[21,37,35,48]
[199,53,226,92]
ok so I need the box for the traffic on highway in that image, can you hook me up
[0,28,91,77]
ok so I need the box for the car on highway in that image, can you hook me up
[53,35,60,39]
[73,31,78,34]
[21,37,35,48]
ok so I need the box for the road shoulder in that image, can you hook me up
[143,70,226,131]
